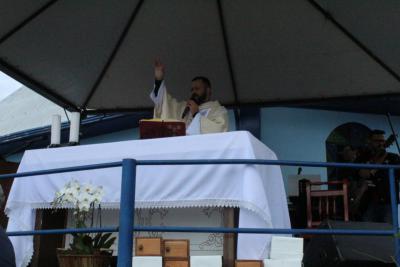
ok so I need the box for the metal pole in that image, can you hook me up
[117,159,137,267]
[389,168,400,264]
[5,225,396,237]
[386,113,400,154]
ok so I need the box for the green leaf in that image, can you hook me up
[102,237,116,249]
[97,233,113,248]
[93,232,103,248]
[82,235,93,246]
[73,237,86,253]
[69,233,96,254]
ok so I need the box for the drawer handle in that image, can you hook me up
[138,245,143,251]
[165,247,171,253]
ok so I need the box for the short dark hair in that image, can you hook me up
[370,129,385,137]
[192,76,211,89]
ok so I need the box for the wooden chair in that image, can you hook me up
[299,179,349,228]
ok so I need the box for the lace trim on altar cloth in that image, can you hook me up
[6,199,273,267]
[21,247,33,267]
[8,199,272,226]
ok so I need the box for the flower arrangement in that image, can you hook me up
[52,180,116,255]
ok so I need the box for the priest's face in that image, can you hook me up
[191,80,211,104]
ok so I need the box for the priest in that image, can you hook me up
[150,59,229,135]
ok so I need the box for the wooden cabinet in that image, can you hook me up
[235,260,264,267]
[135,237,163,256]
[164,260,189,267]
[163,239,189,259]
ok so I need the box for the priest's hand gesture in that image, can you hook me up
[154,59,165,81]
[187,100,199,116]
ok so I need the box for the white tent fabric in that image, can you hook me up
[0,87,71,136]
[0,0,399,111]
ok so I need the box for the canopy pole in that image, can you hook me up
[307,0,400,83]
[386,113,400,154]
[234,109,240,131]
[216,0,241,130]
[82,0,144,110]
[0,0,58,44]
[216,0,239,107]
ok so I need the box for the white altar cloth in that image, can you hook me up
[5,131,290,267]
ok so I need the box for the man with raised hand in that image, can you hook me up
[150,59,228,135]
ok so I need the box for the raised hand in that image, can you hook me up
[186,100,199,116]
[154,59,165,81]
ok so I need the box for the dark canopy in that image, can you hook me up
[0,0,399,113]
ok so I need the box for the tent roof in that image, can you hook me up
[0,0,399,112]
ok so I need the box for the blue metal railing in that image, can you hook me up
[3,159,400,266]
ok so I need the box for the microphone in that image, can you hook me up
[297,167,302,175]
[182,106,190,119]
[181,95,198,119]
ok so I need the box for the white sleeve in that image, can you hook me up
[150,81,166,106]
[186,113,202,135]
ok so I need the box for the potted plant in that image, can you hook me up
[52,180,116,267]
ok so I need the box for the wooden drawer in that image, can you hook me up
[164,260,189,267]
[135,237,163,256]
[235,260,264,267]
[163,239,189,259]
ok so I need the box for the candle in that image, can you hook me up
[50,114,61,145]
[69,112,80,143]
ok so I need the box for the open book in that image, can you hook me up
[139,119,186,139]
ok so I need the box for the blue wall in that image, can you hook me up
[260,107,400,183]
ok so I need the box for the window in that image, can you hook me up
[326,122,370,181]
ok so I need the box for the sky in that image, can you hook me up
[0,71,22,101]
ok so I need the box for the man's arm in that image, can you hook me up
[150,79,166,106]
[150,59,171,106]
[153,79,163,97]
[199,105,229,134]
[200,111,229,133]
[153,59,164,97]
[186,105,228,135]
[150,59,165,103]
[150,59,186,119]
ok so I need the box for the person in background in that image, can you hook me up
[355,129,400,223]
[335,145,359,219]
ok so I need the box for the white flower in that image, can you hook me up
[79,200,91,212]
[53,180,105,215]
[82,184,92,194]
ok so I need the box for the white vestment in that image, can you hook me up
[150,81,229,135]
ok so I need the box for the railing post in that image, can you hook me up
[389,168,400,264]
[117,159,137,267]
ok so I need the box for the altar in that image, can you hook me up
[5,131,290,267]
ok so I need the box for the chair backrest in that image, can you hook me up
[299,179,349,228]
[287,174,321,197]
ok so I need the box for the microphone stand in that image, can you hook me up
[386,112,400,155]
